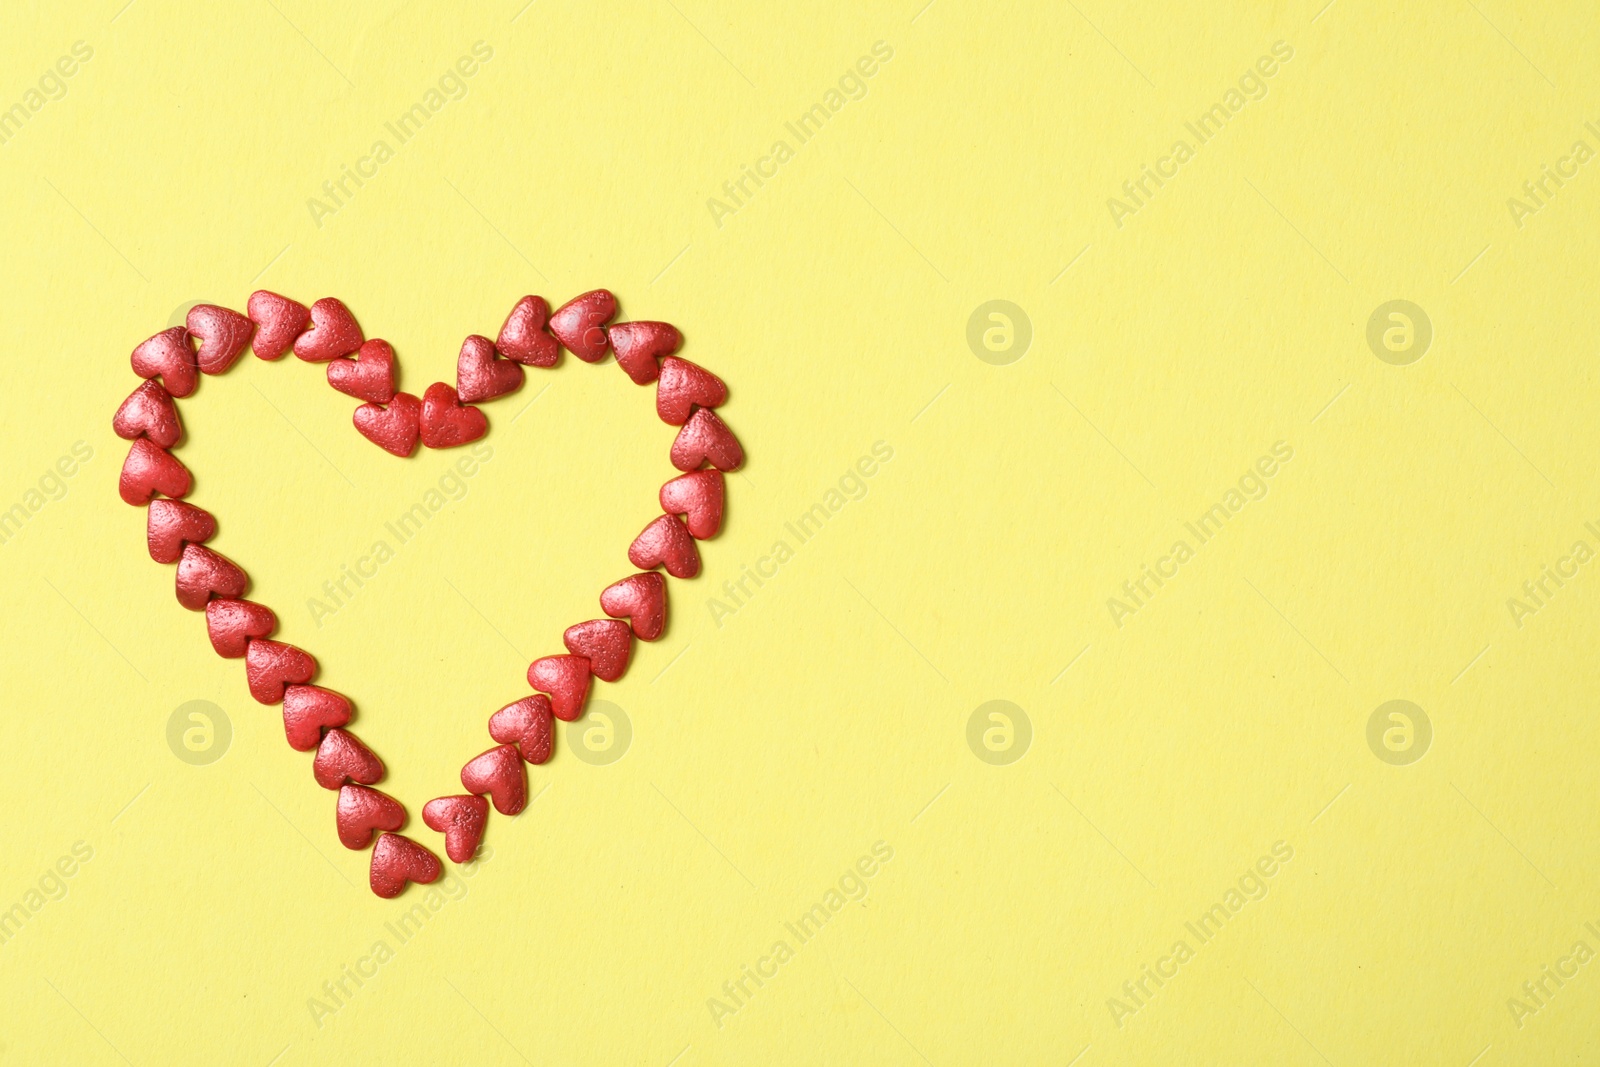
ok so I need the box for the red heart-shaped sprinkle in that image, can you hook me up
[671,408,744,472]
[146,499,215,563]
[419,382,487,449]
[113,380,183,449]
[282,684,352,751]
[456,334,525,402]
[328,339,397,404]
[628,515,701,579]
[205,598,276,658]
[247,290,310,361]
[119,438,191,506]
[660,470,725,539]
[186,304,255,375]
[655,356,727,425]
[337,784,406,850]
[314,727,383,789]
[176,543,248,610]
[460,744,527,816]
[353,391,422,457]
[294,297,364,362]
[130,327,198,399]
[563,619,633,682]
[549,289,618,362]
[609,321,682,385]
[487,695,554,764]
[247,638,317,705]
[527,655,592,722]
[496,295,560,367]
[369,833,441,898]
[600,572,667,642]
[422,795,489,863]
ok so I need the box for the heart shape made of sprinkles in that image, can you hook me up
[113,289,739,897]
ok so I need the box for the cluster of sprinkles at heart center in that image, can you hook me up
[114,289,741,897]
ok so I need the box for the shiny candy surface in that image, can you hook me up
[175,544,248,610]
[655,356,727,425]
[119,438,192,505]
[527,655,593,721]
[659,470,725,539]
[455,334,525,402]
[113,380,182,448]
[419,382,487,448]
[336,785,406,850]
[563,619,633,682]
[313,728,383,789]
[205,598,276,658]
[487,695,554,765]
[369,833,441,898]
[628,514,701,579]
[327,339,397,404]
[460,744,527,816]
[671,408,744,472]
[282,685,352,751]
[246,638,317,704]
[609,321,681,385]
[353,392,422,457]
[187,304,255,375]
[549,289,617,362]
[495,295,560,367]
[146,499,215,563]
[247,290,310,361]
[599,572,667,641]
[294,297,363,362]
[130,327,198,398]
[422,795,489,863]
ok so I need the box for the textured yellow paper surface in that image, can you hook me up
[1,1,1598,1063]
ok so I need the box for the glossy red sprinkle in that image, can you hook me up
[353,391,422,457]
[282,685,352,751]
[187,304,255,375]
[487,695,554,764]
[205,598,276,658]
[314,728,383,789]
[294,297,363,362]
[609,321,681,385]
[370,833,441,898]
[600,572,667,642]
[549,289,617,362]
[422,796,489,863]
[146,499,214,563]
[628,515,701,579]
[246,638,317,704]
[337,784,406,850]
[419,382,487,448]
[655,356,727,425]
[496,295,560,367]
[660,470,725,539]
[460,744,527,816]
[327,339,397,404]
[130,327,198,399]
[247,290,310,361]
[456,334,525,402]
[119,438,191,505]
[175,543,247,610]
[671,408,744,472]
[527,655,592,722]
[113,380,182,448]
[563,619,633,682]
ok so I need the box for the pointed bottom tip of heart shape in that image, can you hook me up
[369,833,442,897]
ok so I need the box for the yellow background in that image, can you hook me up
[1,0,1597,1062]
